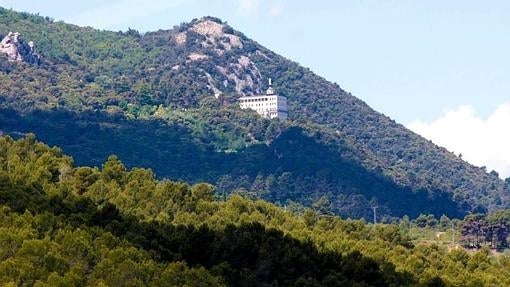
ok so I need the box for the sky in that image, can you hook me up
[0,0,509,178]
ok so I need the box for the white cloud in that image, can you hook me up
[236,0,284,17]
[407,103,510,179]
[64,0,194,30]
[237,0,260,15]
[268,4,283,17]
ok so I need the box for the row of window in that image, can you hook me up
[239,97,276,103]
[254,108,277,111]
[242,102,277,107]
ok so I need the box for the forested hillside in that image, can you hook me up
[0,7,508,219]
[1,135,510,286]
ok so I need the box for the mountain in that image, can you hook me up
[1,135,509,286]
[0,7,508,219]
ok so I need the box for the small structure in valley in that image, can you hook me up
[239,79,288,120]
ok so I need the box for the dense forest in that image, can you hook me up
[0,135,509,286]
[0,108,463,220]
[0,7,509,219]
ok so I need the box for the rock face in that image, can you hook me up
[172,18,263,96]
[0,32,42,65]
[190,20,243,51]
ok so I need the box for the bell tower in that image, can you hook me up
[266,78,275,95]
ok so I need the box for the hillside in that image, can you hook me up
[1,136,510,286]
[0,8,508,219]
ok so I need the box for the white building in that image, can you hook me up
[239,79,288,120]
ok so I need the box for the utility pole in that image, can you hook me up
[372,206,378,224]
[451,222,455,245]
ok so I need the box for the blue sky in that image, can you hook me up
[1,0,510,177]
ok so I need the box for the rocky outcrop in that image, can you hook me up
[213,55,263,95]
[175,19,243,53]
[171,18,263,96]
[187,53,209,62]
[0,32,42,65]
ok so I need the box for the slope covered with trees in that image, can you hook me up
[1,135,510,286]
[0,7,508,219]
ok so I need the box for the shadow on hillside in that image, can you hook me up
[0,108,464,218]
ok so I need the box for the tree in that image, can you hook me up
[191,183,215,202]
[101,156,126,183]
[439,215,451,230]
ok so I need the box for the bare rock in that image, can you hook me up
[189,19,243,51]
[175,32,187,45]
[0,32,42,65]
[187,53,209,62]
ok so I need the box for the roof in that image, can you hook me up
[239,93,279,99]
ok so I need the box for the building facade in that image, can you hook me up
[239,79,288,120]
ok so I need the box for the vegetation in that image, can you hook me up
[0,136,509,286]
[461,211,510,250]
[0,7,508,219]
[0,108,463,220]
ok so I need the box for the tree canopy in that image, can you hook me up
[0,135,509,286]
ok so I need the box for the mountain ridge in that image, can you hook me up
[0,8,508,218]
